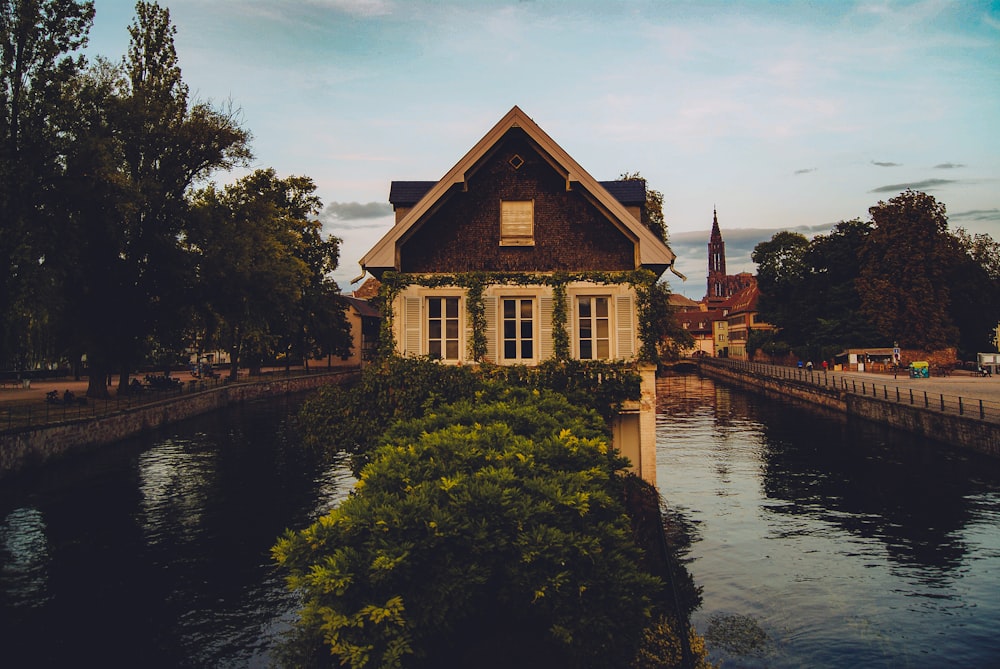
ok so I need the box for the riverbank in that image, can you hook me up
[697,358,1000,456]
[0,368,359,479]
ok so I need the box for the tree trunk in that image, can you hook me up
[86,364,112,400]
[229,342,240,381]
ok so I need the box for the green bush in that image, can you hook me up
[297,357,641,475]
[274,392,661,668]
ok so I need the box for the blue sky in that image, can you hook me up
[85,0,1000,299]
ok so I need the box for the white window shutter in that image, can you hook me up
[539,296,554,360]
[404,296,421,356]
[484,296,497,363]
[615,295,635,360]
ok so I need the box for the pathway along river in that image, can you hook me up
[1,378,998,667]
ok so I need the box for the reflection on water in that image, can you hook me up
[0,507,50,610]
[656,374,1000,668]
[0,398,355,668]
[4,379,999,667]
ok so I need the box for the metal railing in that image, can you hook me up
[701,358,1000,424]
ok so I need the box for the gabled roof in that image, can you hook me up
[725,278,760,314]
[359,105,676,277]
[342,295,381,319]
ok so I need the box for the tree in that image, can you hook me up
[186,169,346,379]
[803,219,882,355]
[751,230,811,345]
[857,190,958,350]
[279,212,351,370]
[54,1,251,397]
[947,228,1000,357]
[0,0,94,370]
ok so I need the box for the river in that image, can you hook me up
[2,378,999,667]
[656,374,1000,668]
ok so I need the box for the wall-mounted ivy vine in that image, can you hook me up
[376,269,666,364]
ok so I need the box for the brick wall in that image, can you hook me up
[401,129,636,273]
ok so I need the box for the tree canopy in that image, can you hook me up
[752,190,999,359]
[186,169,350,379]
[0,1,353,388]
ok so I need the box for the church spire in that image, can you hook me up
[706,208,727,303]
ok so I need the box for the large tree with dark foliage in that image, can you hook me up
[59,1,251,397]
[0,0,94,371]
[186,169,349,379]
[753,191,998,360]
[857,190,959,350]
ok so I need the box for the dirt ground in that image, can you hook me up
[0,371,200,404]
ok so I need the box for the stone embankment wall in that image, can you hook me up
[700,362,999,457]
[0,371,358,478]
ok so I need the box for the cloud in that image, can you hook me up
[870,179,957,193]
[322,201,393,221]
[794,168,817,175]
[667,222,841,297]
[950,208,1000,222]
[871,161,900,167]
[933,162,965,169]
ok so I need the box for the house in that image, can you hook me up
[723,277,775,360]
[357,106,678,485]
[673,299,727,357]
[341,292,382,368]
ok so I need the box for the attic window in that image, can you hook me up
[508,154,524,170]
[500,200,534,246]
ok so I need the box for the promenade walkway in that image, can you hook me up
[704,358,1000,424]
[0,366,353,433]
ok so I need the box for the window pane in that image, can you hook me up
[446,320,458,338]
[446,298,458,318]
[520,300,532,318]
[429,321,441,339]
[504,341,516,359]
[504,321,516,338]
[428,299,441,318]
[521,322,532,339]
[446,341,459,359]
[429,341,441,358]
[596,321,609,338]
[595,298,608,317]
[579,300,591,318]
[522,341,533,358]
[503,299,516,318]
[597,340,610,359]
[580,341,592,359]
[580,322,592,339]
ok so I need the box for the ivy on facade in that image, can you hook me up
[376,269,669,364]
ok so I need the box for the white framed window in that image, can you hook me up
[577,296,610,360]
[427,296,460,361]
[500,200,534,246]
[502,297,535,361]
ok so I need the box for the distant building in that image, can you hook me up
[724,278,775,360]
[672,210,760,357]
[705,209,754,305]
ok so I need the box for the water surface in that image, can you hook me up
[656,374,1000,668]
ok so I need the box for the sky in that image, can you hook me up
[84,0,1000,299]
